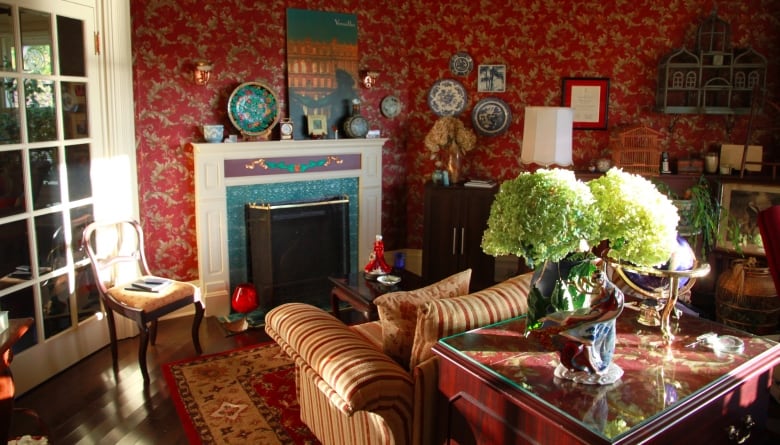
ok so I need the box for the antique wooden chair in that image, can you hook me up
[81,220,204,383]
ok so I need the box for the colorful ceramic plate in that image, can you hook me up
[449,51,474,76]
[427,79,468,117]
[227,82,280,137]
[471,97,512,136]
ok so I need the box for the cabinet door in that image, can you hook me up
[423,185,497,291]
[461,188,496,290]
[423,186,462,285]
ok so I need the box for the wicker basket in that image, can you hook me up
[715,259,780,335]
[610,125,664,175]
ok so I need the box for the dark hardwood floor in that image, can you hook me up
[10,313,780,444]
[12,315,269,444]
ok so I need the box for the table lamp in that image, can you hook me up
[521,106,574,168]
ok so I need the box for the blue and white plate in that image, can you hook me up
[471,97,512,136]
[449,52,474,76]
[427,79,468,117]
[227,82,280,137]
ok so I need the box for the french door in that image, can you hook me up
[0,0,135,393]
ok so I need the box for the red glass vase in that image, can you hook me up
[231,283,258,314]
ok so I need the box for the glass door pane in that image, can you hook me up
[20,9,51,75]
[0,6,19,145]
[56,15,84,77]
[0,77,20,144]
[30,146,59,209]
[0,149,23,215]
[62,82,87,139]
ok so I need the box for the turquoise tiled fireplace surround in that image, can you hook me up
[225,177,359,293]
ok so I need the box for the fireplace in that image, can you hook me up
[246,196,349,310]
[192,138,386,316]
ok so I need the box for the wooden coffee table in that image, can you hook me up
[329,270,422,322]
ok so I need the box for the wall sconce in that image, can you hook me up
[361,70,379,88]
[193,60,213,85]
[521,106,574,168]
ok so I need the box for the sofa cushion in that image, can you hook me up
[374,269,471,368]
[351,320,383,351]
[409,272,532,369]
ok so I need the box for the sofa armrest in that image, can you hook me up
[265,303,414,416]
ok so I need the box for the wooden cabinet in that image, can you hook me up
[423,183,497,292]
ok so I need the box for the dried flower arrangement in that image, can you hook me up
[424,116,477,159]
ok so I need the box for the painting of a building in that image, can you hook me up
[287,9,359,139]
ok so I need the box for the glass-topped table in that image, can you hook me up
[433,309,780,444]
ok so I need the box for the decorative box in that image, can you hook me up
[677,158,704,175]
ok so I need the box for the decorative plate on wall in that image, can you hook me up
[380,95,401,118]
[449,51,474,76]
[427,79,468,117]
[471,97,512,136]
[227,82,280,138]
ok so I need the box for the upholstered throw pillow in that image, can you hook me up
[408,272,532,369]
[374,269,471,368]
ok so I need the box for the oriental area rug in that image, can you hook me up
[163,343,320,445]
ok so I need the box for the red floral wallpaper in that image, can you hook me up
[131,0,779,279]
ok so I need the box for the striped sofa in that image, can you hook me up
[265,272,532,445]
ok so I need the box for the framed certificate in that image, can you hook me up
[561,77,609,130]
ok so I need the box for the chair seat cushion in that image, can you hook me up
[106,281,198,313]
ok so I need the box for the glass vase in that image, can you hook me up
[231,283,258,314]
[446,148,463,184]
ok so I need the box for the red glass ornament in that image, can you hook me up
[231,283,258,314]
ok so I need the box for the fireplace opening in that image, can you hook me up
[245,196,349,311]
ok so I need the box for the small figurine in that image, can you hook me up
[364,235,393,275]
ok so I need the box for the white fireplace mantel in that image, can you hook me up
[192,138,386,316]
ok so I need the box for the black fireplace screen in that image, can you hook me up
[245,196,349,311]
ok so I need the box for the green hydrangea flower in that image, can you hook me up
[481,169,600,269]
[482,168,679,269]
[588,168,679,267]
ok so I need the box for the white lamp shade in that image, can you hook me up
[521,106,574,167]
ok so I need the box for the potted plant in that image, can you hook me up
[653,175,742,258]
[482,168,681,329]
[482,168,681,381]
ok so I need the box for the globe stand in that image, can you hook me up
[613,262,710,343]
[637,298,662,327]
